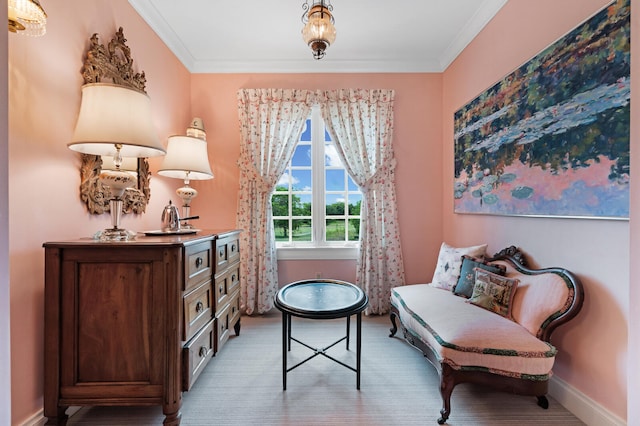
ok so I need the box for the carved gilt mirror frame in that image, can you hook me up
[78,27,152,215]
[80,155,150,214]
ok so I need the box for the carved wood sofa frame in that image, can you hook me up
[388,246,584,424]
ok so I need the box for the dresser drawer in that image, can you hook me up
[185,241,212,291]
[216,303,231,352]
[215,261,240,304]
[227,262,240,295]
[214,269,229,309]
[215,234,240,273]
[182,318,214,391]
[228,290,241,330]
[183,280,213,341]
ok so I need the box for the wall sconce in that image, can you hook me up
[8,0,46,36]
[158,118,213,229]
[68,28,166,241]
[301,0,336,60]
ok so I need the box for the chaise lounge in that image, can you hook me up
[389,245,584,424]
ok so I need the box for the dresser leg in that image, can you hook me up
[163,410,182,425]
[44,407,68,425]
[234,319,241,336]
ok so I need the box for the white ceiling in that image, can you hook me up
[128,0,507,73]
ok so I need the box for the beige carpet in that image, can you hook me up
[67,312,585,425]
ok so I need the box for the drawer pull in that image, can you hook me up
[219,249,225,258]
[195,257,203,268]
[195,301,204,313]
[198,346,209,358]
[231,274,236,281]
[231,243,236,252]
[232,306,236,314]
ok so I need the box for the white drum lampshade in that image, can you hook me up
[69,83,166,158]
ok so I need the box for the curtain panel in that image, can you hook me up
[319,89,406,314]
[236,88,405,315]
[236,89,315,314]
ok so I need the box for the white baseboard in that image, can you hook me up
[550,376,626,426]
[20,409,44,426]
[20,407,82,426]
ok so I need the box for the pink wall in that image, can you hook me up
[443,0,629,421]
[278,260,357,284]
[189,74,443,286]
[7,1,191,423]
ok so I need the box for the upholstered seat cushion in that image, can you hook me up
[391,284,556,379]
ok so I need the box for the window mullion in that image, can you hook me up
[311,107,325,245]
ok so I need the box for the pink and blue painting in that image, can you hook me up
[454,0,630,219]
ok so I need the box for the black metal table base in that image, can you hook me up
[281,312,363,390]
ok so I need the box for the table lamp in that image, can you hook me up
[158,118,214,228]
[68,28,166,241]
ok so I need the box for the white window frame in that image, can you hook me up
[276,106,360,260]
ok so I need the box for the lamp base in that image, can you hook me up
[93,227,137,242]
[92,197,136,241]
[180,204,192,229]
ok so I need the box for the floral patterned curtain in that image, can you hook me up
[236,89,315,314]
[319,89,405,314]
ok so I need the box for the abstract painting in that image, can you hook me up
[453,0,630,219]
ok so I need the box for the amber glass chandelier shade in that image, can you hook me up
[301,2,336,60]
[8,0,46,36]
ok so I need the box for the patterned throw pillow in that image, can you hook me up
[452,256,507,298]
[468,268,519,319]
[431,242,487,291]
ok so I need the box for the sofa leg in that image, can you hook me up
[537,395,549,409]
[389,311,398,337]
[438,365,455,424]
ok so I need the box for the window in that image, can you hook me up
[272,107,362,259]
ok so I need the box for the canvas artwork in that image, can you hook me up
[453,0,630,219]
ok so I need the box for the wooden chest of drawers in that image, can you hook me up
[43,230,241,425]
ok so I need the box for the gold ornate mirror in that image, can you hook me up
[76,27,153,215]
[80,154,150,214]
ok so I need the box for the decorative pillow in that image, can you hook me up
[468,268,519,319]
[453,256,506,298]
[431,242,487,291]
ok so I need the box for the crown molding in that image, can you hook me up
[129,0,507,74]
[438,0,508,71]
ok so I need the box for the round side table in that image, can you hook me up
[274,279,368,390]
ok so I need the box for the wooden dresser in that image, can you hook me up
[43,229,241,425]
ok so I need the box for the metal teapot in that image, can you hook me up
[161,200,181,232]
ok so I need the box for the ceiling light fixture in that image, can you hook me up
[301,0,336,60]
[8,0,46,36]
